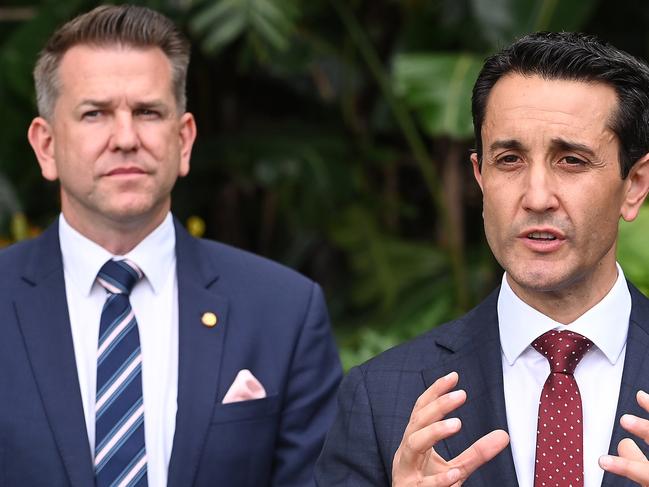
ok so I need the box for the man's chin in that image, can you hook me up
[506,268,575,295]
[102,203,166,227]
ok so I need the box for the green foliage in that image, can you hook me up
[471,0,600,48]
[330,206,449,310]
[190,0,299,57]
[393,53,483,139]
[618,205,649,296]
[4,0,648,372]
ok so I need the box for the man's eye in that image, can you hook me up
[497,154,520,164]
[135,109,160,118]
[561,156,587,165]
[82,110,102,119]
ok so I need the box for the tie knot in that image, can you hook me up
[97,259,143,295]
[532,330,593,374]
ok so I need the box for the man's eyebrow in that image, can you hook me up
[488,138,598,156]
[75,99,171,113]
[133,101,173,115]
[489,139,527,152]
[77,99,112,108]
[550,138,597,157]
[134,100,167,109]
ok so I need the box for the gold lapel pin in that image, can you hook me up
[201,312,218,327]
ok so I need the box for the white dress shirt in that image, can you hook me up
[499,266,629,487]
[59,213,179,487]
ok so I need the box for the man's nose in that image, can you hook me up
[108,113,140,152]
[521,163,559,213]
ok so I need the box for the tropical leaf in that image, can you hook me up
[190,0,299,55]
[392,52,483,139]
[618,204,649,296]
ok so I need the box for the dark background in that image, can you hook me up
[2,0,649,367]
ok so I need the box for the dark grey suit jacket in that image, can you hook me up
[316,284,649,486]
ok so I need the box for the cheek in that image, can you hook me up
[481,201,507,253]
[55,131,104,163]
[141,129,178,160]
[481,185,511,225]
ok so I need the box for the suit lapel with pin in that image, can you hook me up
[13,220,233,487]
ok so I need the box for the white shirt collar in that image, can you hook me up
[498,264,630,367]
[58,212,176,296]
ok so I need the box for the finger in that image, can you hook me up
[399,390,467,468]
[411,468,462,487]
[407,389,467,437]
[638,390,649,414]
[412,372,459,415]
[407,417,462,453]
[599,446,649,484]
[402,373,463,440]
[620,413,649,444]
[442,430,510,478]
[618,437,648,462]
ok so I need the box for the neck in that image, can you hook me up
[61,209,168,255]
[506,265,619,324]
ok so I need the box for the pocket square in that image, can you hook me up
[222,369,267,404]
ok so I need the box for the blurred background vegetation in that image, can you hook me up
[2,0,649,369]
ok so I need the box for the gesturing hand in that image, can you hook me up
[599,390,649,485]
[392,371,510,486]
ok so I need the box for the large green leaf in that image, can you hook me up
[393,53,483,139]
[470,0,600,48]
[618,204,649,296]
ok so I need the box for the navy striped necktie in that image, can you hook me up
[95,259,148,487]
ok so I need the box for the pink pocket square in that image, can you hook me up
[222,369,267,404]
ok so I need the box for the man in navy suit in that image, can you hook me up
[317,33,649,486]
[0,4,341,486]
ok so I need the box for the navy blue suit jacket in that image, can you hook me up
[316,285,649,486]
[0,218,342,486]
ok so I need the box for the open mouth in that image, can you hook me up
[527,231,557,241]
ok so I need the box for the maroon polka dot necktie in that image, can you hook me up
[532,330,593,487]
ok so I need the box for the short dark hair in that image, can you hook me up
[34,4,190,119]
[472,31,649,178]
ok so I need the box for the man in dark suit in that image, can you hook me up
[317,32,649,486]
[0,5,341,486]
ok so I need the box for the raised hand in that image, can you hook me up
[392,371,510,486]
[599,390,649,485]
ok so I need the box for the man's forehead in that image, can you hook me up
[56,43,174,91]
[485,73,618,115]
[51,42,177,117]
[58,42,170,68]
[481,73,619,140]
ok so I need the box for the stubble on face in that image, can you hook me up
[41,44,194,253]
[475,74,628,322]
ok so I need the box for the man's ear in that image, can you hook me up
[27,117,58,181]
[471,152,484,192]
[177,112,197,178]
[621,154,649,222]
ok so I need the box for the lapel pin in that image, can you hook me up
[201,312,218,327]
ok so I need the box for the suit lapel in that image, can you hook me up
[602,283,649,487]
[14,222,95,487]
[417,282,649,487]
[422,290,519,487]
[167,221,229,487]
